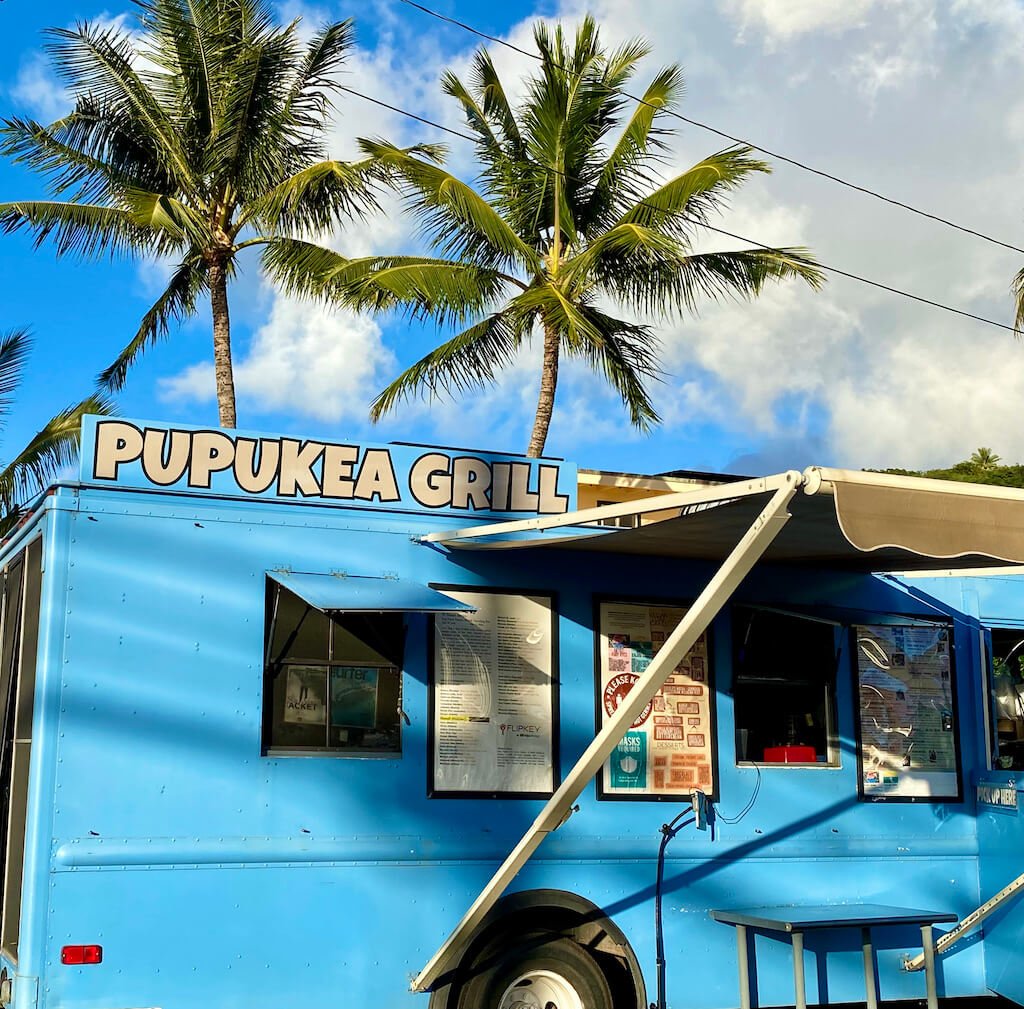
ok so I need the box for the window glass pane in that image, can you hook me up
[989,629,1024,769]
[327,665,401,752]
[270,587,329,662]
[733,608,837,764]
[332,618,399,666]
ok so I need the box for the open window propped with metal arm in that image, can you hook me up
[263,571,474,757]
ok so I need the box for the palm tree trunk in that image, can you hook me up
[208,254,237,428]
[527,323,560,458]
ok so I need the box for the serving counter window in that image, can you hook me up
[732,608,839,766]
[854,622,960,800]
[263,580,403,755]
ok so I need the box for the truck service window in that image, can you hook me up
[263,580,402,756]
[732,608,839,766]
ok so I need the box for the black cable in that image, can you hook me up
[715,762,762,824]
[654,811,695,1009]
[395,0,1024,258]
[338,84,1022,337]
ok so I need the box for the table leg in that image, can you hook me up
[736,925,751,1009]
[861,927,879,1009]
[921,924,939,1009]
[792,930,807,1009]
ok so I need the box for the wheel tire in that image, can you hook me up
[455,936,613,1009]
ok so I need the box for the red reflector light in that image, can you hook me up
[61,945,102,965]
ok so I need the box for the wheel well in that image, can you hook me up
[427,889,646,1009]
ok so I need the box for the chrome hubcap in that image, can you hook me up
[497,968,585,1009]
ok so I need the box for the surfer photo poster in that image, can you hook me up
[598,600,716,800]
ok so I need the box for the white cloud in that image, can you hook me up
[159,292,395,423]
[723,0,880,42]
[9,56,68,122]
[828,324,1024,469]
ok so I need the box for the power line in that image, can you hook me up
[395,0,1024,259]
[339,83,1020,337]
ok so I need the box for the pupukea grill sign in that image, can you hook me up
[80,417,576,517]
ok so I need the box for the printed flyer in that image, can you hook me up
[284,666,327,725]
[855,623,959,799]
[432,591,555,795]
[599,601,714,798]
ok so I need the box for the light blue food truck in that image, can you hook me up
[0,415,1021,1009]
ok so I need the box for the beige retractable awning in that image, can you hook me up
[424,466,1024,571]
[411,466,1024,994]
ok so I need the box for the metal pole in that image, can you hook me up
[921,924,939,1009]
[862,927,878,1009]
[792,931,807,1009]
[736,925,751,1009]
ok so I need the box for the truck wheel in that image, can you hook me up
[457,936,613,1009]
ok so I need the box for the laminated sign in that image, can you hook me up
[855,623,960,800]
[431,591,556,797]
[599,602,715,799]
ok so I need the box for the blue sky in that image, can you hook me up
[3,0,1024,477]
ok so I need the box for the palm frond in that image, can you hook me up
[571,305,661,430]
[441,69,503,157]
[262,238,512,325]
[616,147,772,235]
[1,116,124,204]
[0,329,32,429]
[470,49,525,152]
[122,188,211,246]
[358,138,542,272]
[44,21,198,196]
[242,157,380,235]
[99,257,207,390]
[282,20,354,131]
[517,285,661,430]
[259,236,352,298]
[513,281,609,356]
[0,200,167,258]
[206,28,297,197]
[584,65,683,227]
[370,312,524,420]
[1013,266,1024,334]
[0,392,116,537]
[136,0,217,142]
[597,245,825,317]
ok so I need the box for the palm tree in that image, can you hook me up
[0,328,112,537]
[0,0,379,428]
[266,17,824,457]
[970,447,1001,471]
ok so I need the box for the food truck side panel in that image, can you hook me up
[25,487,990,1009]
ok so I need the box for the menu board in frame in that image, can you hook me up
[854,622,962,801]
[596,599,716,801]
[430,588,557,798]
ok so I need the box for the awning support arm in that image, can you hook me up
[410,470,803,994]
[903,868,1024,971]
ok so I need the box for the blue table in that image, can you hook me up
[711,904,957,1009]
